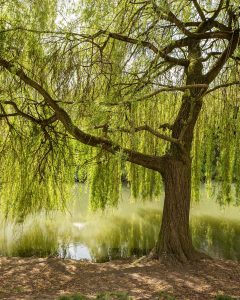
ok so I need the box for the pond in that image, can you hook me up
[0,185,240,262]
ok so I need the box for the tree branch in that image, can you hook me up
[205,81,240,95]
[201,51,240,62]
[192,0,206,21]
[211,0,224,20]
[0,112,18,118]
[151,0,231,40]
[100,84,208,106]
[108,32,188,66]
[118,124,181,144]
[204,29,240,83]
[3,101,57,125]
[0,57,165,172]
[95,124,180,144]
[151,0,192,36]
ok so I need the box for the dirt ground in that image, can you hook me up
[0,256,239,300]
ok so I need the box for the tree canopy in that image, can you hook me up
[0,0,240,221]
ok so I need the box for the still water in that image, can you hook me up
[0,185,240,262]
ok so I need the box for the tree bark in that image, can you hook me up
[151,40,210,263]
[153,156,195,262]
[152,95,206,262]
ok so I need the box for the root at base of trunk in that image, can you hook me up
[148,248,212,265]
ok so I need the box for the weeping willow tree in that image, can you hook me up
[0,0,240,262]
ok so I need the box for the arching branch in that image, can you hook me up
[204,29,240,83]
[151,0,192,36]
[0,57,166,172]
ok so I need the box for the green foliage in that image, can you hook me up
[0,0,240,220]
[89,151,122,210]
[96,292,131,300]
[215,295,235,300]
[158,291,176,300]
[0,125,74,218]
[191,86,240,205]
[9,222,58,257]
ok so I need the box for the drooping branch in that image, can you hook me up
[3,101,57,126]
[100,84,208,106]
[0,57,166,172]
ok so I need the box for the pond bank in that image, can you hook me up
[0,257,239,299]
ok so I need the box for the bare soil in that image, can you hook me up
[0,256,239,299]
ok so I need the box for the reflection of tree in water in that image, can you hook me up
[191,216,240,261]
[81,209,240,262]
[87,208,161,262]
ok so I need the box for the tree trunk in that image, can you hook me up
[154,157,193,262]
[152,155,208,263]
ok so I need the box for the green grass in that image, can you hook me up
[96,292,131,299]
[215,295,235,300]
[158,291,176,300]
[58,295,88,300]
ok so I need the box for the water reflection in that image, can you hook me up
[74,209,161,262]
[0,185,240,262]
[59,243,91,260]
[192,216,240,261]
[60,209,240,262]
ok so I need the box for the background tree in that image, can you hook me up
[0,0,239,262]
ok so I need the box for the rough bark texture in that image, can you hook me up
[156,158,193,262]
[153,156,208,263]
[153,41,208,263]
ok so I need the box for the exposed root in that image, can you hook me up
[145,248,213,266]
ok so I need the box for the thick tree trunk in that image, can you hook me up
[152,95,208,262]
[153,157,197,262]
